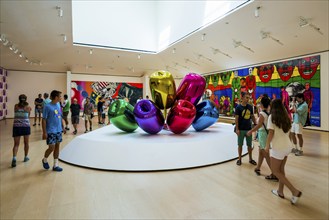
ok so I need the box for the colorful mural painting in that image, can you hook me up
[204,55,321,127]
[71,81,143,109]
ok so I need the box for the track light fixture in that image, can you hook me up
[60,34,67,43]
[196,54,214,63]
[89,49,93,55]
[254,6,261,18]
[174,62,189,70]
[201,33,206,41]
[137,54,141,59]
[172,48,176,54]
[260,31,284,45]
[0,33,34,63]
[185,59,199,66]
[166,65,178,71]
[299,16,323,35]
[210,47,232,58]
[0,34,5,42]
[56,6,63,17]
[128,67,135,72]
[85,64,92,69]
[3,39,9,46]
[232,39,254,53]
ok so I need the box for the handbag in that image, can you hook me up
[90,112,94,119]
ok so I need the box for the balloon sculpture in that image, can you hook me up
[133,99,164,134]
[192,100,219,131]
[108,71,219,134]
[167,99,196,134]
[149,70,176,119]
[108,99,138,132]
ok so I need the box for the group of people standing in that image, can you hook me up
[234,91,308,205]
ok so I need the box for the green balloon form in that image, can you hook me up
[108,99,138,132]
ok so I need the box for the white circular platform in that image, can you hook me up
[59,123,247,171]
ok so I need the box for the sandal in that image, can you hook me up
[236,159,241,166]
[271,189,284,199]
[249,160,257,165]
[291,191,302,204]
[254,168,261,176]
[265,174,279,181]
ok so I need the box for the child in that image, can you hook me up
[42,90,66,172]
[265,99,302,204]
[247,96,278,180]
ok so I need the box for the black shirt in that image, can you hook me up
[97,101,104,112]
[35,98,43,108]
[236,104,254,130]
[70,104,81,117]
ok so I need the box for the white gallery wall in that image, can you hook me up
[6,71,67,118]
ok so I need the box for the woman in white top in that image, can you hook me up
[247,96,277,180]
[265,99,302,204]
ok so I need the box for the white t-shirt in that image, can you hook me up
[267,114,292,151]
[258,111,269,131]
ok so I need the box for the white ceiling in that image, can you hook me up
[0,0,328,78]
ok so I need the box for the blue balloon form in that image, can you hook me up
[192,100,219,131]
[133,99,165,134]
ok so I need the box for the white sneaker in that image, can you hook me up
[291,148,298,153]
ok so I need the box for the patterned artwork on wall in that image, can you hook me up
[0,68,8,120]
[204,55,321,127]
[71,81,143,109]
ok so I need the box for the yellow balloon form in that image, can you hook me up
[149,70,176,118]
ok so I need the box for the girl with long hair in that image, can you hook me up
[11,94,31,167]
[247,96,277,180]
[265,99,302,204]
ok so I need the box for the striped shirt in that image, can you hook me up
[13,107,30,128]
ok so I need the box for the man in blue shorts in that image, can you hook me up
[42,90,66,172]
[235,92,257,166]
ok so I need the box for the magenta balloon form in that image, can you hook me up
[133,100,164,134]
[167,100,196,134]
[176,73,206,106]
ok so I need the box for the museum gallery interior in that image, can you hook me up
[0,1,328,219]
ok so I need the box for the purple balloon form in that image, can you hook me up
[167,100,196,134]
[176,73,206,106]
[133,99,165,134]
